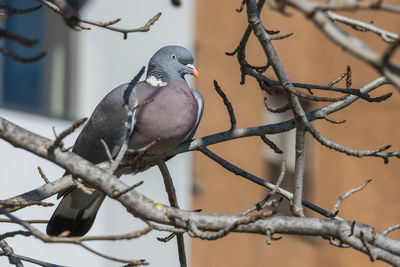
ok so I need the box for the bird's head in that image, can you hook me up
[147,45,199,82]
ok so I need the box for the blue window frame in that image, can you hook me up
[2,0,45,113]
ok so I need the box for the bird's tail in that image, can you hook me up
[46,188,105,237]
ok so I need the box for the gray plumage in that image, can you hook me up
[47,46,203,237]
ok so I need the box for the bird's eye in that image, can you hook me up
[170,53,177,60]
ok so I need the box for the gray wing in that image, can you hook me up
[72,83,138,164]
[183,87,204,142]
[48,83,139,236]
[57,83,138,198]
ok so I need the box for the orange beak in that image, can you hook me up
[187,64,200,78]
[192,68,200,79]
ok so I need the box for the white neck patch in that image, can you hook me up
[146,76,167,87]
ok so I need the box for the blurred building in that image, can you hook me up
[192,1,400,267]
[0,1,399,267]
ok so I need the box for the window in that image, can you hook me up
[0,0,81,119]
[2,0,44,112]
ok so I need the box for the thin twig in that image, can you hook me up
[0,29,38,46]
[213,80,237,130]
[331,179,372,216]
[199,146,337,218]
[260,135,283,154]
[327,71,346,87]
[126,139,158,154]
[0,46,45,63]
[1,209,148,265]
[0,200,53,209]
[327,11,400,43]
[346,65,352,89]
[0,219,48,224]
[111,181,144,198]
[37,0,161,39]
[78,226,153,241]
[0,4,42,15]
[157,160,187,267]
[382,224,400,236]
[100,139,113,164]
[157,233,176,243]
[322,114,346,124]
[264,97,290,113]
[242,161,286,215]
[2,174,75,213]
[0,230,32,240]
[37,166,49,184]
[265,228,282,245]
[48,118,87,153]
[236,0,246,12]
[80,12,162,40]
[1,252,66,267]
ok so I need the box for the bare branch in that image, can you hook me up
[0,29,39,47]
[37,166,50,184]
[327,11,400,43]
[100,139,113,164]
[81,12,162,40]
[187,211,275,240]
[157,160,187,267]
[331,179,372,216]
[264,97,290,113]
[37,0,161,39]
[236,0,246,12]
[346,65,352,89]
[0,240,23,267]
[0,251,66,267]
[285,0,400,90]
[2,174,74,213]
[327,70,346,87]
[291,122,305,217]
[242,161,286,215]
[0,200,53,209]
[1,116,400,264]
[213,80,237,130]
[0,230,32,240]
[382,224,400,236]
[111,181,144,199]
[0,4,42,15]
[199,146,336,218]
[265,228,282,245]
[0,46,45,63]
[157,233,176,243]
[1,210,148,265]
[78,227,153,242]
[48,118,87,153]
[260,135,283,154]
[322,114,346,124]
[0,219,47,224]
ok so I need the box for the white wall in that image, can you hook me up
[0,1,196,266]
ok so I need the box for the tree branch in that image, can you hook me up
[0,114,399,265]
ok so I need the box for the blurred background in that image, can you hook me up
[0,0,399,266]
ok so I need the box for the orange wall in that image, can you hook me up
[192,1,400,266]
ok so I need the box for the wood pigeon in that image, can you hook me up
[46,45,203,237]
